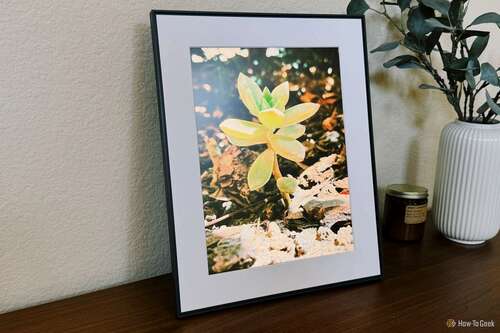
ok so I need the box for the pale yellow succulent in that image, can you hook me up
[219,73,320,195]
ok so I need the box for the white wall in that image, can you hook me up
[1,0,498,314]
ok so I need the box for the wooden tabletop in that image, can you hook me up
[1,224,499,333]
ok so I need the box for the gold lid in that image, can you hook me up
[386,184,428,199]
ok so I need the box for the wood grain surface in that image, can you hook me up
[1,223,498,333]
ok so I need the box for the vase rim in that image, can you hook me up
[454,120,500,129]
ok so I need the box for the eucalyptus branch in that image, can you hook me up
[369,8,405,35]
[420,56,448,91]
[347,0,499,123]
[473,81,489,98]
[483,91,500,123]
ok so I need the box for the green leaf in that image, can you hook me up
[465,59,477,89]
[398,62,426,69]
[485,91,500,115]
[408,6,433,37]
[476,101,489,114]
[469,34,490,58]
[456,30,489,41]
[219,119,268,143]
[425,31,442,54]
[419,83,444,91]
[347,0,369,16]
[262,87,274,108]
[421,0,450,16]
[276,124,305,139]
[425,18,453,31]
[468,57,481,76]
[383,55,425,70]
[397,0,412,11]
[465,72,476,89]
[276,177,298,194]
[480,63,499,86]
[271,81,289,110]
[444,57,468,81]
[283,103,320,127]
[404,33,426,53]
[419,2,437,17]
[257,107,285,129]
[247,149,275,190]
[469,12,500,27]
[237,73,263,116]
[370,41,400,53]
[449,0,464,27]
[269,135,306,162]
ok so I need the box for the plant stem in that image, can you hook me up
[473,81,489,99]
[484,91,500,123]
[369,8,405,35]
[272,154,291,208]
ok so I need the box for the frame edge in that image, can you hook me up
[150,10,382,318]
[150,10,183,318]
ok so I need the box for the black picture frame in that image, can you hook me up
[150,10,383,318]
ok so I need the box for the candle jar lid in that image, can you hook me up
[386,184,428,200]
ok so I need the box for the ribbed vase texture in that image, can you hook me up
[433,121,500,244]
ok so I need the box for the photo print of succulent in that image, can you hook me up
[190,47,354,274]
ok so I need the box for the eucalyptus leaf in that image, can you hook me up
[476,101,489,114]
[398,62,426,69]
[397,0,412,11]
[457,30,489,40]
[425,18,453,31]
[419,2,437,18]
[448,58,468,70]
[421,0,450,16]
[480,63,500,86]
[444,58,469,81]
[408,7,433,37]
[465,71,476,89]
[371,41,400,53]
[465,59,477,89]
[449,0,464,27]
[467,57,481,76]
[347,0,370,15]
[486,91,500,115]
[441,51,453,67]
[404,33,426,53]
[419,84,444,91]
[469,34,490,58]
[384,55,425,69]
[469,12,500,27]
[425,31,442,54]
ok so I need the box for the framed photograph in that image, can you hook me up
[151,10,381,317]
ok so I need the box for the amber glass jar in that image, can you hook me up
[383,184,428,241]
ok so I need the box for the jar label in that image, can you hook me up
[404,204,427,224]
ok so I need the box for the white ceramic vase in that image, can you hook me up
[433,120,500,245]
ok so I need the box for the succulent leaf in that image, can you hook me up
[257,108,286,129]
[276,176,298,194]
[276,124,305,139]
[283,103,320,127]
[262,87,274,108]
[237,73,263,116]
[269,135,306,162]
[271,81,290,110]
[247,149,275,190]
[219,119,268,144]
